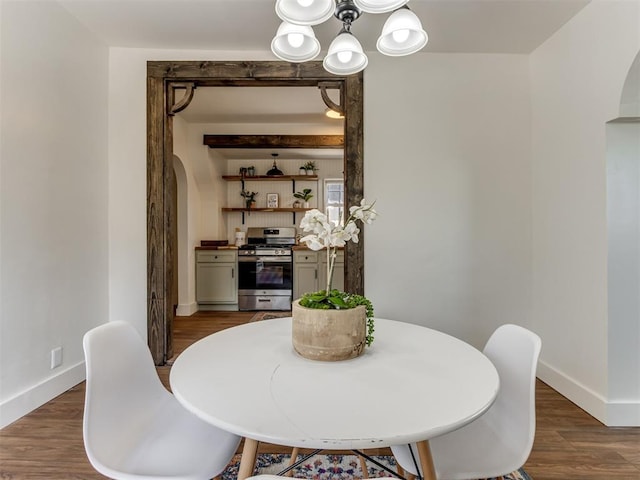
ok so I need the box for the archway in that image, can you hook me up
[172,154,191,316]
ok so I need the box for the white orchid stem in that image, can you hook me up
[326,247,336,293]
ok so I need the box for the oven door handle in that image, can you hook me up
[238,257,292,263]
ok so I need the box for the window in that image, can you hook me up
[324,179,344,226]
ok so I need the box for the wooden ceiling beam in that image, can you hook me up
[203,134,344,149]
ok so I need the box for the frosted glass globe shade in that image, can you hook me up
[323,32,368,75]
[275,0,335,26]
[288,32,304,48]
[391,28,410,43]
[353,0,408,14]
[271,22,321,62]
[377,7,427,56]
[337,50,353,64]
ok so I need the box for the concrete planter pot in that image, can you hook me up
[292,299,366,361]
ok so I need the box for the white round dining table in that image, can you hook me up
[170,318,499,480]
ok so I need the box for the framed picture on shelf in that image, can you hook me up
[266,193,279,208]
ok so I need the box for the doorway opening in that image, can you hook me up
[147,61,364,364]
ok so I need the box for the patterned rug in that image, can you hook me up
[220,453,532,480]
[249,311,292,322]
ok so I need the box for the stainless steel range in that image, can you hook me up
[237,227,296,311]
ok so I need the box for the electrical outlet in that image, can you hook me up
[50,347,63,369]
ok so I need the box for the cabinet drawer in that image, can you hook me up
[294,251,318,263]
[196,251,237,263]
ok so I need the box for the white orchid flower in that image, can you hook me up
[300,209,330,235]
[349,199,377,224]
[298,199,377,292]
[343,222,360,243]
[300,234,327,251]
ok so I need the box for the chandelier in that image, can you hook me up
[271,0,428,76]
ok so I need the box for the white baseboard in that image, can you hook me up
[176,302,198,316]
[196,304,239,312]
[538,360,640,426]
[607,400,640,426]
[0,361,85,429]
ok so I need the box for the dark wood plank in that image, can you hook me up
[203,134,344,149]
[146,71,166,364]
[222,175,318,181]
[148,60,332,80]
[344,72,364,295]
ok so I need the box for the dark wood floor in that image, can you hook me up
[1,312,638,479]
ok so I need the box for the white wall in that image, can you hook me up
[530,0,640,425]
[108,48,274,334]
[109,48,533,354]
[0,1,109,427]
[364,52,533,349]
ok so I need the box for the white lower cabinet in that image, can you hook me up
[293,250,344,300]
[196,250,238,304]
[293,251,318,300]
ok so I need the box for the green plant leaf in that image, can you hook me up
[327,295,348,308]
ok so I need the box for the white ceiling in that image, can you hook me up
[57,0,590,160]
[59,0,589,54]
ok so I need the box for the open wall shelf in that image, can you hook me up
[221,208,312,213]
[222,175,317,181]
[223,175,318,193]
[222,207,313,224]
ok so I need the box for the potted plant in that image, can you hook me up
[299,164,307,175]
[240,190,258,209]
[293,188,313,208]
[303,161,317,175]
[292,199,378,361]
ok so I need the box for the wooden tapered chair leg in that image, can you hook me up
[285,448,300,477]
[359,455,369,478]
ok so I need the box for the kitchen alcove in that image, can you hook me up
[205,134,343,225]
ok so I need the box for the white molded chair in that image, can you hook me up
[391,324,542,480]
[82,321,241,480]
